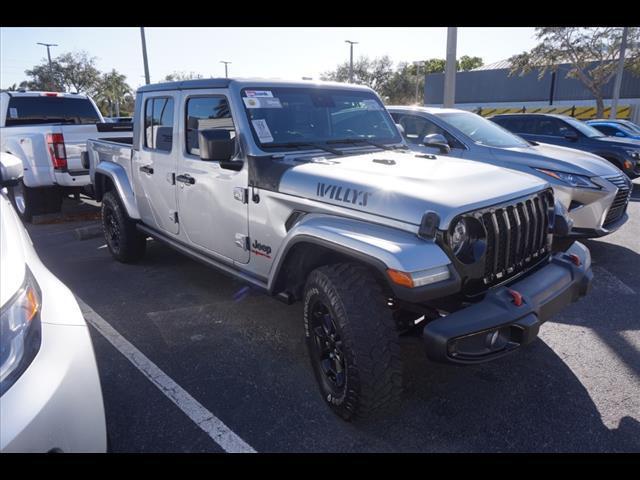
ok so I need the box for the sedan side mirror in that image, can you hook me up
[0,153,23,188]
[422,133,451,154]
[563,130,579,142]
[198,129,243,171]
[615,131,626,138]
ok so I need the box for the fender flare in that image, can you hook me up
[3,138,38,186]
[267,213,456,298]
[94,162,140,220]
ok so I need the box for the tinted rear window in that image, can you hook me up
[5,96,101,126]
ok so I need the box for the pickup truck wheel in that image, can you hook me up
[8,180,44,223]
[303,263,402,421]
[101,191,146,263]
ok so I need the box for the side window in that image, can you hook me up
[144,97,174,152]
[534,118,560,136]
[398,114,464,149]
[185,96,235,156]
[595,125,618,136]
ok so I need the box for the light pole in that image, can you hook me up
[413,61,423,105]
[443,27,458,108]
[37,42,57,66]
[220,61,231,78]
[140,27,151,85]
[610,26,629,120]
[37,42,58,91]
[345,40,358,83]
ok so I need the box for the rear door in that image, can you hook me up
[132,94,179,235]
[176,91,250,264]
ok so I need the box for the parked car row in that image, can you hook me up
[0,79,635,450]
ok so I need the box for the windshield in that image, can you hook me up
[240,87,401,149]
[439,111,530,148]
[5,96,101,126]
[561,116,605,138]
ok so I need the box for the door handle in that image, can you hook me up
[176,174,196,185]
[139,165,154,175]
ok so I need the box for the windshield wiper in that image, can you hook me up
[326,138,402,150]
[262,142,344,155]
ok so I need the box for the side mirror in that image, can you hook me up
[198,129,242,171]
[422,133,451,154]
[395,123,405,136]
[563,130,579,142]
[615,131,626,138]
[0,153,23,188]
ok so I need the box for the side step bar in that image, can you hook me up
[136,224,269,293]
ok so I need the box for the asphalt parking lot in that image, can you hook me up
[26,182,640,453]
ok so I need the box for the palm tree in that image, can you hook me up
[97,70,132,117]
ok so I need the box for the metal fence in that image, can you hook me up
[474,104,632,120]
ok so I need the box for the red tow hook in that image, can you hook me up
[568,254,581,266]
[508,289,524,307]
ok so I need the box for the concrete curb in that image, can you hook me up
[74,224,103,241]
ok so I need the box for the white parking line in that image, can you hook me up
[76,297,257,453]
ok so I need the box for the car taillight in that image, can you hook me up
[46,133,67,170]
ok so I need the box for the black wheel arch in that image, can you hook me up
[270,235,392,302]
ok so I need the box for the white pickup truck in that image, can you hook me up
[0,90,132,222]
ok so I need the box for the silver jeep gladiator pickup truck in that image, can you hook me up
[87,78,593,420]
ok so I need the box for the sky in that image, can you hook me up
[0,27,538,90]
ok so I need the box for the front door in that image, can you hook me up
[176,92,250,264]
[132,94,179,235]
[392,113,467,157]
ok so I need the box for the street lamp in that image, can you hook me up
[345,40,358,83]
[220,61,232,78]
[37,43,58,91]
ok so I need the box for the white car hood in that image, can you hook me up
[279,150,548,228]
[0,193,26,307]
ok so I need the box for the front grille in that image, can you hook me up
[475,189,554,288]
[604,175,632,227]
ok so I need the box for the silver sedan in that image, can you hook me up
[388,106,632,239]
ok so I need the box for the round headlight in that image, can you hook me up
[449,218,469,255]
[447,216,487,264]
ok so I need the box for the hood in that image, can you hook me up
[592,135,640,148]
[279,150,548,228]
[492,142,622,177]
[0,194,26,307]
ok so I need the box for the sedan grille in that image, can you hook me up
[604,175,632,227]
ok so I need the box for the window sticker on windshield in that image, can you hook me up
[252,119,274,143]
[243,97,282,109]
[362,99,382,111]
[245,90,273,98]
[9,108,18,118]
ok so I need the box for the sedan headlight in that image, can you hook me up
[624,149,640,160]
[0,267,42,396]
[535,168,601,189]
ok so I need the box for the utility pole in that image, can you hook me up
[413,61,423,105]
[345,40,358,83]
[220,61,232,78]
[443,27,457,108]
[140,27,150,85]
[37,43,58,91]
[610,26,628,120]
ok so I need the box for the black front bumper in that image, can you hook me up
[423,242,593,365]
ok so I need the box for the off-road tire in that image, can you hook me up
[8,181,62,223]
[101,190,146,263]
[303,263,403,421]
